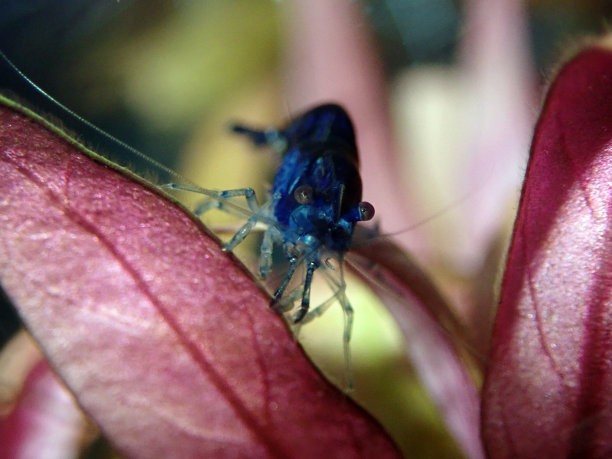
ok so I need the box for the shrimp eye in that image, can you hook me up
[358,201,375,221]
[294,185,314,204]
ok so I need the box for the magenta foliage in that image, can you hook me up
[482,47,612,458]
[0,103,399,458]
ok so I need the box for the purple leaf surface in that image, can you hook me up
[482,45,612,458]
[0,100,400,458]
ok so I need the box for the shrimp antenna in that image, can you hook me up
[0,50,257,216]
[0,50,188,183]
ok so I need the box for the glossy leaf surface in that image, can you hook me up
[482,46,612,458]
[0,100,399,458]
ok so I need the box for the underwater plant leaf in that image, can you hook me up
[0,358,88,458]
[0,100,399,458]
[482,44,612,458]
[351,241,484,459]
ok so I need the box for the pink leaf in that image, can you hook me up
[0,100,399,458]
[351,241,484,459]
[0,359,89,459]
[455,0,536,270]
[482,45,612,457]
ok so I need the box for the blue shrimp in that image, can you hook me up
[0,51,375,388]
[167,104,375,389]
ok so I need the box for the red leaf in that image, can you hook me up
[0,100,399,458]
[482,45,612,457]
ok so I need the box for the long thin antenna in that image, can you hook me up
[0,50,191,186]
[0,50,284,222]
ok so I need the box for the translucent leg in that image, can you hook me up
[289,265,354,392]
[195,187,260,216]
[273,285,303,313]
[194,199,221,216]
[216,188,259,212]
[297,258,345,324]
[259,228,274,279]
[223,197,277,253]
[292,260,318,323]
[298,290,342,325]
[161,183,258,219]
[223,217,258,252]
[320,262,354,392]
[339,291,354,393]
[272,256,298,304]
